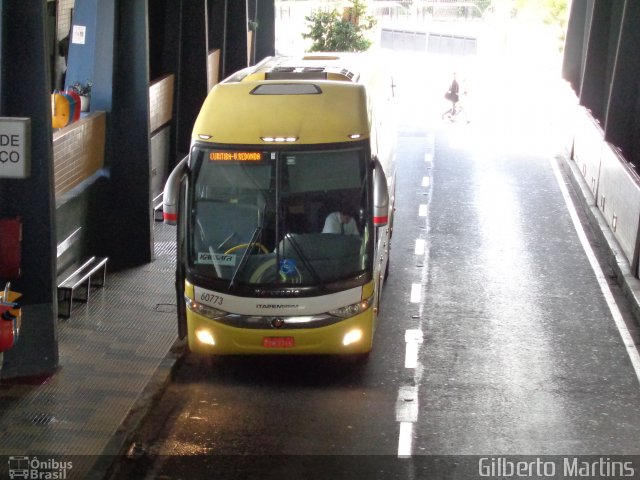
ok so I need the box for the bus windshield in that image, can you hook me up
[188,145,372,288]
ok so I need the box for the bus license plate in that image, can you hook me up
[263,336,295,348]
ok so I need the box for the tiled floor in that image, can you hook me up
[0,222,178,478]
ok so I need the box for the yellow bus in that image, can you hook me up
[164,53,396,356]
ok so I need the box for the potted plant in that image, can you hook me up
[69,81,93,112]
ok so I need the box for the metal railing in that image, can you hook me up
[275,0,492,22]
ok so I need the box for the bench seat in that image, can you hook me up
[57,256,108,318]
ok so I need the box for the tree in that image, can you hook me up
[513,0,568,50]
[303,0,376,52]
[514,0,568,27]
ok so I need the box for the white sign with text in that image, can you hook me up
[0,118,30,179]
[72,25,86,44]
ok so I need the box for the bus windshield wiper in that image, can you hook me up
[228,226,262,291]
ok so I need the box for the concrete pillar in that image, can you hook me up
[225,0,249,76]
[176,0,208,154]
[254,0,276,62]
[605,0,640,168]
[109,0,153,267]
[579,0,618,124]
[562,0,590,96]
[0,0,59,379]
[208,0,227,76]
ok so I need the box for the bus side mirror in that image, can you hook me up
[163,157,188,225]
[373,158,389,227]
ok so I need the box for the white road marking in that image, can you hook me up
[405,342,419,369]
[395,385,419,422]
[405,329,424,369]
[405,329,424,343]
[424,133,435,166]
[410,283,421,303]
[398,422,413,458]
[396,386,419,457]
[397,138,435,458]
[550,157,640,384]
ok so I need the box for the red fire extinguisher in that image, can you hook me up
[0,282,21,352]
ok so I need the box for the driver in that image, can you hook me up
[322,207,359,235]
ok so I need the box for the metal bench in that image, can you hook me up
[57,256,108,318]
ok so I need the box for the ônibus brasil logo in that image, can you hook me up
[7,456,72,479]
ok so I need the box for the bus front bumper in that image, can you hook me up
[186,310,374,355]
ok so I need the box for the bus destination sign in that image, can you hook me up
[210,151,262,162]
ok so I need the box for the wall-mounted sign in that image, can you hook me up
[72,25,86,45]
[0,118,30,179]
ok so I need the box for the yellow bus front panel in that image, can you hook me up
[186,308,375,355]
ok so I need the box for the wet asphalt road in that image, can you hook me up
[109,52,640,479]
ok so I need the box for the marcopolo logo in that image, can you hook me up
[7,456,73,479]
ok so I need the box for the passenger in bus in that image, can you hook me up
[322,209,359,235]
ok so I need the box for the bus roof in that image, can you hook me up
[224,53,371,84]
[192,79,370,146]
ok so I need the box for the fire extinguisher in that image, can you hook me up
[0,282,21,352]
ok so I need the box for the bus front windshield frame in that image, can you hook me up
[187,144,373,292]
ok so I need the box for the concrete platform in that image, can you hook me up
[0,222,181,479]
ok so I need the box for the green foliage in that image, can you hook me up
[513,0,568,50]
[542,0,568,27]
[303,0,376,52]
[514,0,568,26]
[303,9,340,52]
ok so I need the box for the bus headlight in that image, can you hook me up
[343,329,363,346]
[328,294,373,319]
[185,296,226,319]
[195,328,216,346]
